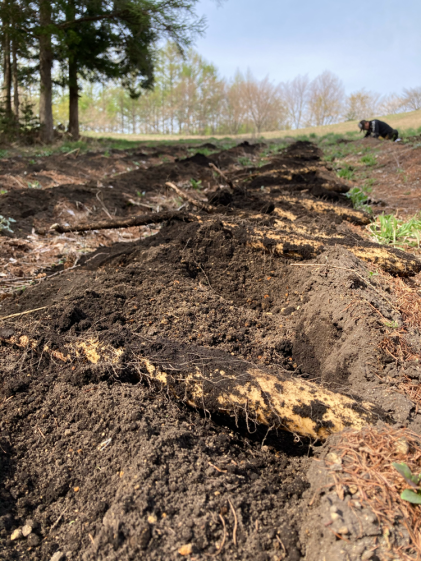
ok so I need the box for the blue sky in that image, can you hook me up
[195,0,421,95]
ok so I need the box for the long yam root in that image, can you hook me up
[1,334,388,440]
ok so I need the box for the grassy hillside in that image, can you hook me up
[84,109,421,143]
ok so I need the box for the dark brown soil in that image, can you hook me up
[1,140,421,561]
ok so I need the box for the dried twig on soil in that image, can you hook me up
[0,306,47,322]
[0,277,35,284]
[209,163,234,188]
[166,182,215,212]
[46,210,200,234]
[329,426,421,560]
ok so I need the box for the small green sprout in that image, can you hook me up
[392,462,421,504]
[383,320,399,329]
[137,191,146,197]
[0,189,7,195]
[27,181,41,189]
[190,178,202,190]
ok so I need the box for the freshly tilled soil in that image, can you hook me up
[1,140,420,560]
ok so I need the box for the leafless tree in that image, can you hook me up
[279,74,310,129]
[378,93,404,115]
[344,89,380,121]
[307,71,344,126]
[241,70,285,133]
[221,72,247,134]
[401,87,421,111]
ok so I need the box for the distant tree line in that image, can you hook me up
[53,45,421,135]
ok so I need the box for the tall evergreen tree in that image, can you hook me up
[33,0,205,142]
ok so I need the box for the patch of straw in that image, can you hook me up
[330,426,421,560]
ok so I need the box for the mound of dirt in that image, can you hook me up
[1,140,421,560]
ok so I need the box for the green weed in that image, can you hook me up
[0,215,16,232]
[369,213,421,247]
[360,154,377,166]
[337,164,355,180]
[27,181,42,189]
[190,178,203,190]
[364,178,376,189]
[0,150,8,158]
[346,186,372,213]
[137,191,146,197]
[383,320,399,329]
[188,147,214,157]
[392,463,421,504]
[0,189,7,195]
[238,156,253,167]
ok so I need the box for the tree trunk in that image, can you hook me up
[12,38,19,130]
[39,0,54,143]
[3,32,12,120]
[68,58,79,139]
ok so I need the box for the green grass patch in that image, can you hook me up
[360,154,377,166]
[369,213,421,248]
[337,164,355,180]
[238,156,253,167]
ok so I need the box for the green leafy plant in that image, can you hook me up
[346,186,372,213]
[0,189,7,195]
[136,190,146,197]
[27,181,41,189]
[190,178,202,190]
[392,462,421,504]
[0,215,16,233]
[369,213,421,247]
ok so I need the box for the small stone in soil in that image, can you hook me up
[22,524,32,537]
[10,528,22,540]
